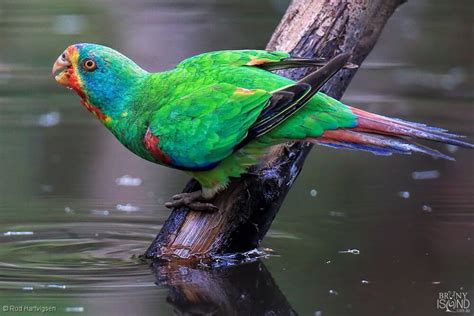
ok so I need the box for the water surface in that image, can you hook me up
[0,0,473,315]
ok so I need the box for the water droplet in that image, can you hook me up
[338,249,360,255]
[398,191,410,199]
[411,170,440,180]
[310,189,318,197]
[90,210,109,216]
[47,284,66,289]
[64,207,74,214]
[422,205,432,213]
[3,231,34,236]
[116,203,140,212]
[115,175,142,186]
[37,111,61,127]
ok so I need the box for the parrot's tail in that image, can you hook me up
[307,106,474,160]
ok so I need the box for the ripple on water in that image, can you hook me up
[0,222,159,291]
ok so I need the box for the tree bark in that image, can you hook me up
[145,0,406,260]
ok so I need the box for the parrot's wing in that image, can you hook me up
[147,54,350,170]
[176,50,356,72]
[146,83,272,171]
[236,53,352,149]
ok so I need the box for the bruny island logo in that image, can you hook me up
[437,291,471,313]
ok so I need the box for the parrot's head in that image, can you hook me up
[52,43,147,122]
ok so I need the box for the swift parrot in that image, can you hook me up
[52,43,473,211]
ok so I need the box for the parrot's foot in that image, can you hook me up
[164,191,219,212]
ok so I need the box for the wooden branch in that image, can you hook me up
[145,0,406,260]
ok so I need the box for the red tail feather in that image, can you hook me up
[307,106,473,160]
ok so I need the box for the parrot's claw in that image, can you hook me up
[165,191,219,212]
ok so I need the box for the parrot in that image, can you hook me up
[52,43,473,211]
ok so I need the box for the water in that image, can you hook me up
[0,0,473,315]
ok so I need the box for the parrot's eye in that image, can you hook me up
[82,58,97,71]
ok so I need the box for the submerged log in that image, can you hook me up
[145,0,406,260]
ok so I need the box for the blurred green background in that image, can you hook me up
[0,0,472,315]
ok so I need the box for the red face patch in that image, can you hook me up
[80,99,111,123]
[68,67,86,99]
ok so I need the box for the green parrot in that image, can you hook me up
[52,43,473,211]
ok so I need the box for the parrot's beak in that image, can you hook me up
[52,51,71,86]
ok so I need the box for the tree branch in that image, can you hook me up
[145,0,406,260]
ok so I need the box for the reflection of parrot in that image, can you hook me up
[52,43,473,211]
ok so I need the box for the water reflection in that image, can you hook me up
[151,260,297,316]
